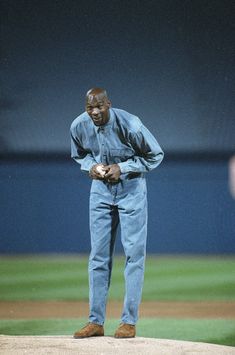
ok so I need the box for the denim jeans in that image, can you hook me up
[88,177,147,325]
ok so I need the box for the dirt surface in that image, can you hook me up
[1,301,235,319]
[0,335,235,355]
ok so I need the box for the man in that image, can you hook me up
[70,88,164,338]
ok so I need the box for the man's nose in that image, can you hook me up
[92,108,100,116]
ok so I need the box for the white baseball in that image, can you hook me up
[96,164,106,177]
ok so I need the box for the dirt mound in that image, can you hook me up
[0,335,234,355]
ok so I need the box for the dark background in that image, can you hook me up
[1,0,235,253]
[1,0,235,155]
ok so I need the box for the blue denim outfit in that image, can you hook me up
[70,108,163,325]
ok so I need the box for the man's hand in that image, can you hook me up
[89,164,106,180]
[103,164,121,182]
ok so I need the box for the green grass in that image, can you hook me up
[1,318,235,346]
[0,255,234,301]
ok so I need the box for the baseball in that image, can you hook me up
[96,164,106,177]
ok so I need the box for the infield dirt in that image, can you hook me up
[1,300,235,319]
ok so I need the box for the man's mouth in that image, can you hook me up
[92,116,102,122]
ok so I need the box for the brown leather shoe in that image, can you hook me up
[114,323,136,338]
[73,323,104,338]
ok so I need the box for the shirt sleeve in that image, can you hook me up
[70,126,97,172]
[117,124,164,174]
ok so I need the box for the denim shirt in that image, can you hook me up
[70,108,164,179]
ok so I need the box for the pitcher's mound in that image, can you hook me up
[0,335,234,354]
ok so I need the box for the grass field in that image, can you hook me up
[1,255,235,301]
[0,255,235,346]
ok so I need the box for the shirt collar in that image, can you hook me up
[94,108,114,133]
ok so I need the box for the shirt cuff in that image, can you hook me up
[80,159,97,172]
[117,162,131,174]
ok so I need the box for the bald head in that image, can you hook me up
[85,87,111,126]
[86,87,109,102]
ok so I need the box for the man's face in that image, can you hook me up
[86,94,111,126]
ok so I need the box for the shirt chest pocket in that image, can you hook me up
[108,148,134,164]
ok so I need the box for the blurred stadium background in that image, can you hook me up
[0,0,235,347]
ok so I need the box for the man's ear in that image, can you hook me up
[108,100,111,108]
